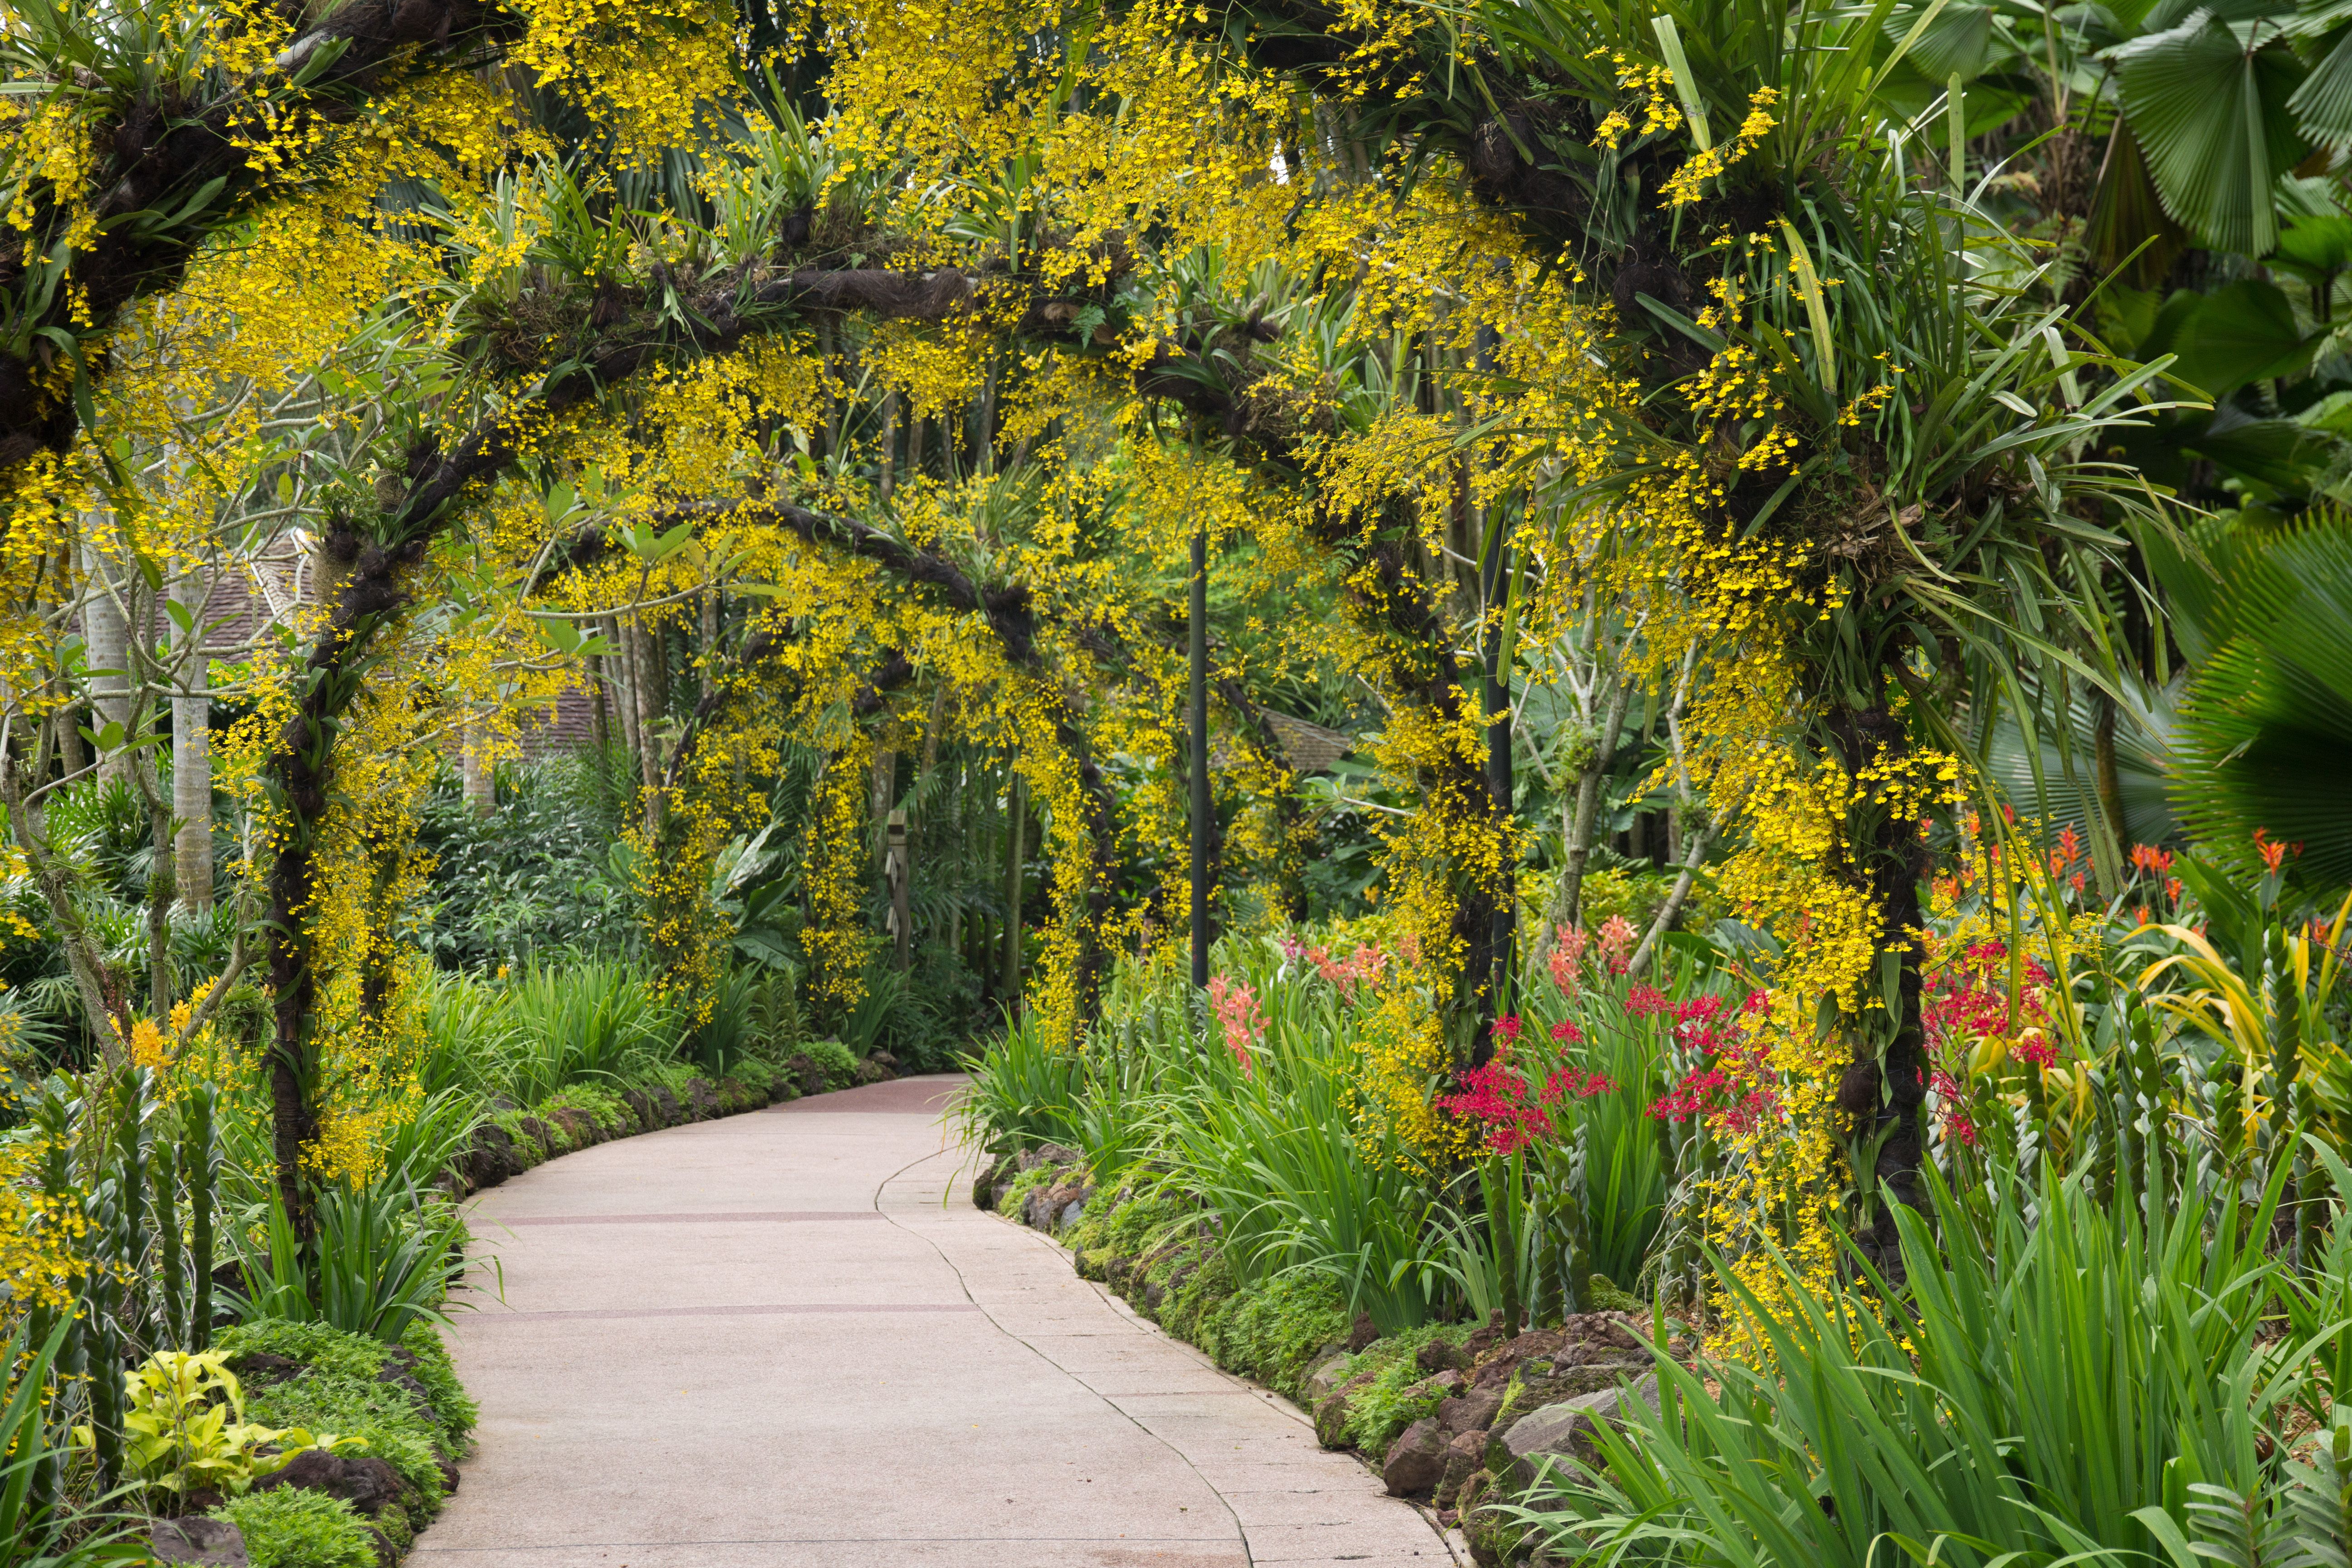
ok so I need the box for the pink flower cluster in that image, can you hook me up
[1205,975,1264,1075]
[1291,940,1387,999]
[1643,989,1782,1135]
[1436,1016,1621,1155]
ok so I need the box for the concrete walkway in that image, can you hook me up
[412,1074,1456,1568]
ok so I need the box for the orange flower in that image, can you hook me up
[2254,828,2300,874]
[2129,843,2173,876]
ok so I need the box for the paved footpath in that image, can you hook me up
[412,1074,1457,1568]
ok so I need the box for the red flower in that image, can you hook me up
[2255,828,2301,875]
[1549,1019,1583,1044]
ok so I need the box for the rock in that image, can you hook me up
[1417,1368,1465,1400]
[1025,1181,1088,1231]
[514,1116,558,1161]
[250,1450,412,1517]
[620,1088,660,1130]
[1436,1428,1488,1506]
[1494,1374,1661,1489]
[1312,1387,1355,1448]
[545,1107,597,1150]
[651,1086,684,1125]
[717,1077,755,1114]
[1382,1417,1446,1496]
[683,1078,719,1119]
[373,1362,432,1410]
[1018,1142,1081,1172]
[463,1123,519,1190]
[1417,1338,1469,1374]
[972,1153,1018,1210]
[149,1518,247,1565]
[1302,1348,1354,1405]
[227,1351,302,1390]
[1346,1312,1379,1352]
[1437,1385,1504,1436]
[436,1457,461,1494]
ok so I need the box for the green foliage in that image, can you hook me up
[1194,1274,1350,1399]
[503,960,681,1104]
[114,1351,353,1498]
[798,1038,857,1091]
[1326,1323,1476,1453]
[209,1486,376,1568]
[417,750,641,970]
[1509,1171,2346,1566]
[2155,514,2352,886]
[232,1182,469,1344]
[538,1082,634,1138]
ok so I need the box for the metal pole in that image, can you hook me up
[1190,523,1210,991]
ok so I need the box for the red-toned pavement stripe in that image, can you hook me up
[469,1303,983,1322]
[497,1212,885,1226]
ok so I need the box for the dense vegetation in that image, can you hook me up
[9,0,2352,1558]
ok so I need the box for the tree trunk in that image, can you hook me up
[172,570,214,912]
[1557,679,1631,931]
[82,537,131,784]
[1001,771,1026,1012]
[1825,704,1932,1267]
[459,720,494,818]
[629,616,663,830]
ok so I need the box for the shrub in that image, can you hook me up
[538,1082,633,1138]
[1325,1322,1477,1451]
[1196,1274,1351,1398]
[800,1038,857,1091]
[1508,1171,2347,1566]
[209,1487,375,1568]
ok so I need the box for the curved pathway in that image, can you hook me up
[412,1074,1457,1568]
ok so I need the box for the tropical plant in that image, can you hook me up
[232,1183,471,1345]
[1509,1170,2343,1566]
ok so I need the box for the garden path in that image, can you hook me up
[410,1073,1459,1568]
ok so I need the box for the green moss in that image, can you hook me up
[1196,1274,1349,1399]
[993,1162,1061,1217]
[223,1318,471,1524]
[1157,1250,1235,1342]
[801,1039,857,1090]
[217,1321,387,1383]
[210,1487,375,1568]
[399,1322,477,1442]
[490,1107,553,1162]
[1329,1321,1478,1452]
[538,1083,632,1138]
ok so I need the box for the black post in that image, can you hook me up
[1190,523,1210,990]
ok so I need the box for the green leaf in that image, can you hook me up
[2112,13,2310,257]
[2171,280,2313,395]
[2288,24,2352,143]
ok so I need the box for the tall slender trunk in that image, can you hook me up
[82,537,131,784]
[1826,703,1931,1266]
[607,617,641,763]
[171,569,214,912]
[1001,772,1026,1011]
[460,720,494,818]
[629,615,663,830]
[1557,679,1631,931]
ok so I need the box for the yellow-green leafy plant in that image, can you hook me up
[96,1351,357,1498]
